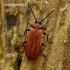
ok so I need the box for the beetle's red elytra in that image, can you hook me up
[25,24,42,60]
[22,3,56,60]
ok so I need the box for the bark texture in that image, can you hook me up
[0,0,70,70]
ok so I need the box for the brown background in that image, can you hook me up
[0,0,70,70]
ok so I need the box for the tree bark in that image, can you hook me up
[0,0,70,70]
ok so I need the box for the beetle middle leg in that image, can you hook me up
[41,43,46,52]
[41,32,48,52]
[43,32,48,41]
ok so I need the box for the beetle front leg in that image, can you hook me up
[24,29,30,36]
[41,27,46,30]
[22,41,27,48]
[41,43,46,59]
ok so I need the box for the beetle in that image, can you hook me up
[22,3,55,60]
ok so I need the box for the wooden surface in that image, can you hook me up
[0,0,70,70]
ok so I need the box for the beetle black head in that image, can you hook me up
[35,20,41,24]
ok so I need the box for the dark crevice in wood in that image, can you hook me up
[5,13,17,30]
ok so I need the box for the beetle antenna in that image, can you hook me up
[41,10,56,22]
[28,2,37,21]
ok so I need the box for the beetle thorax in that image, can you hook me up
[33,23,42,30]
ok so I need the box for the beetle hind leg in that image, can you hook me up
[41,43,47,59]
[24,29,30,36]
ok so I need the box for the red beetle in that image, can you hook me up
[22,3,55,60]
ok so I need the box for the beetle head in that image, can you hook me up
[35,20,41,24]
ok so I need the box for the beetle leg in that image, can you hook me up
[41,27,46,30]
[22,41,27,48]
[43,32,48,35]
[41,43,46,52]
[43,32,48,41]
[27,21,34,28]
[27,22,33,27]
[18,29,30,37]
[41,43,47,59]
[24,29,30,36]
